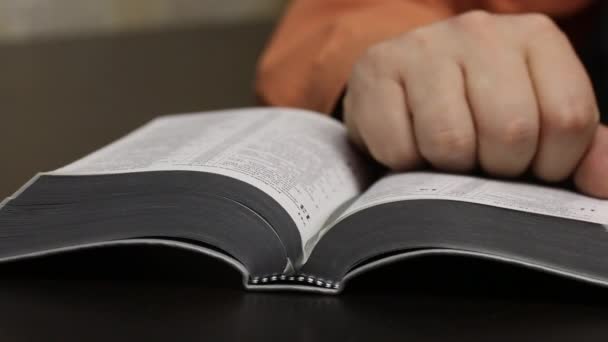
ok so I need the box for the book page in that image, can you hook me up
[51,108,371,258]
[339,172,608,224]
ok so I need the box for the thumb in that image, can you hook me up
[574,124,608,198]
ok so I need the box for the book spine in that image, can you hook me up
[250,273,341,290]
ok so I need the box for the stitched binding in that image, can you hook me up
[250,273,340,290]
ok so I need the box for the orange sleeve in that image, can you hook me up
[255,0,594,114]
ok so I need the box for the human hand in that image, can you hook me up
[344,10,607,197]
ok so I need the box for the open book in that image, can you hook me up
[1,108,608,294]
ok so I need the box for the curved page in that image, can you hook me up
[51,108,371,261]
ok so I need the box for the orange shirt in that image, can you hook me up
[256,0,595,114]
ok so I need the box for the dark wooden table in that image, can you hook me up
[1,245,608,342]
[1,22,607,342]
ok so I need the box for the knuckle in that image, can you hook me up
[453,10,494,33]
[495,118,538,148]
[545,100,598,134]
[422,128,476,167]
[355,42,395,76]
[521,13,557,33]
[351,57,372,79]
[361,41,392,64]
[402,27,434,50]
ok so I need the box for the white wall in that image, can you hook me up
[0,0,286,41]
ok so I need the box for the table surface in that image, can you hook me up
[1,245,608,342]
[1,22,608,342]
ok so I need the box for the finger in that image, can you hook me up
[520,15,600,182]
[574,125,608,198]
[345,56,421,170]
[403,55,476,172]
[343,93,366,151]
[462,46,540,177]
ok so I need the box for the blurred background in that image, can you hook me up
[0,0,288,198]
[0,0,285,41]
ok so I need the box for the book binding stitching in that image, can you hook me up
[250,273,341,290]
